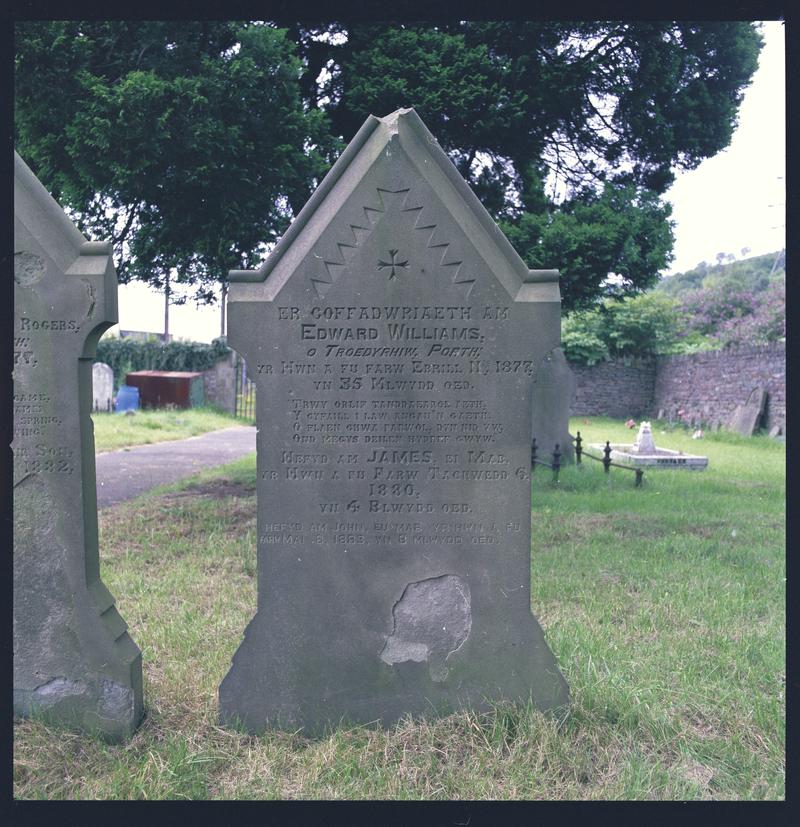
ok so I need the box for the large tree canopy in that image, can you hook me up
[15,21,337,306]
[15,20,762,313]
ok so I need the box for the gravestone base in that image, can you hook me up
[220,584,567,735]
[586,443,708,470]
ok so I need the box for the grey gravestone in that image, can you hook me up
[220,109,569,735]
[728,387,767,436]
[13,153,143,741]
[92,362,114,412]
[768,425,782,438]
[531,346,576,462]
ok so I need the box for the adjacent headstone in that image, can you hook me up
[768,425,782,438]
[531,346,576,463]
[13,153,143,741]
[220,108,569,735]
[728,387,767,436]
[92,362,114,412]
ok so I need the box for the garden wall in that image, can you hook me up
[569,358,656,419]
[652,344,785,432]
[202,350,237,414]
[569,343,785,432]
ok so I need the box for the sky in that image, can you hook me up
[105,21,786,344]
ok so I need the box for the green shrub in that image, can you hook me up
[562,293,688,364]
[96,336,230,389]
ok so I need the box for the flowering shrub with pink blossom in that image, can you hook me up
[677,278,785,348]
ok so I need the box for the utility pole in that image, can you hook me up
[164,271,170,342]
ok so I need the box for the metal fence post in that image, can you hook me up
[603,440,612,474]
[552,443,561,483]
[575,431,582,465]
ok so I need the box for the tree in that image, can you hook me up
[15,21,339,333]
[16,21,762,315]
[294,21,762,310]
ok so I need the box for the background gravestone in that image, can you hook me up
[13,153,143,741]
[220,108,569,735]
[531,346,576,463]
[92,362,114,412]
[728,386,767,436]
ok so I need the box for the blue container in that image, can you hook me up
[115,384,140,413]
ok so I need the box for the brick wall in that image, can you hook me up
[569,343,785,431]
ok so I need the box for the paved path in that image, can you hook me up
[95,426,257,509]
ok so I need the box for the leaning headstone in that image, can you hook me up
[728,387,767,436]
[13,153,143,741]
[768,425,782,438]
[220,108,569,735]
[92,362,114,412]
[531,346,576,462]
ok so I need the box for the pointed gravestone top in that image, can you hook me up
[13,153,143,740]
[220,109,569,735]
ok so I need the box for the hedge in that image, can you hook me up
[95,336,231,389]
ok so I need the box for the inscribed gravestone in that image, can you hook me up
[92,362,114,412]
[13,153,143,741]
[531,346,576,463]
[219,109,569,735]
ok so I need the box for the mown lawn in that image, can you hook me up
[13,418,784,800]
[92,406,246,453]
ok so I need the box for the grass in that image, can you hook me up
[13,417,784,800]
[91,406,246,453]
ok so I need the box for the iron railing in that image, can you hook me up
[234,354,256,420]
[531,431,644,487]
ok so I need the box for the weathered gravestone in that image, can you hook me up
[13,153,143,740]
[220,109,569,735]
[531,346,576,463]
[728,386,767,436]
[92,362,114,412]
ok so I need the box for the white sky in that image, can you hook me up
[106,21,786,344]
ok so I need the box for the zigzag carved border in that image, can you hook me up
[310,188,476,300]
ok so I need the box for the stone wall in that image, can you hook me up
[203,350,236,414]
[569,357,656,418]
[568,343,785,432]
[653,344,785,431]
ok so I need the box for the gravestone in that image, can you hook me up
[220,109,569,735]
[728,387,767,436]
[632,421,657,454]
[92,362,114,412]
[13,153,143,741]
[531,346,576,463]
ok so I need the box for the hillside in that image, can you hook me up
[657,250,785,297]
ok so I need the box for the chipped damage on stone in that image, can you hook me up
[380,574,472,682]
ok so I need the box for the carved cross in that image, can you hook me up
[377,249,409,280]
